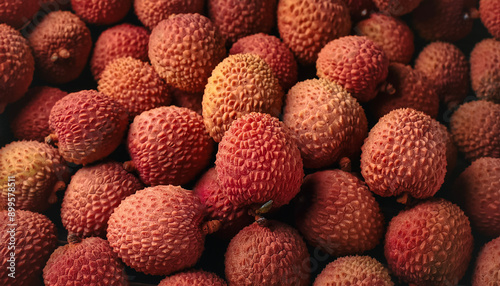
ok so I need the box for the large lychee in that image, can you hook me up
[0,210,57,286]
[480,0,500,39]
[70,0,132,25]
[360,108,447,201]
[127,106,213,186]
[384,199,474,285]
[0,140,69,212]
[317,35,389,102]
[215,112,304,210]
[225,220,310,286]
[0,23,35,114]
[27,11,92,84]
[472,236,500,286]
[372,0,422,16]
[107,185,209,276]
[47,90,129,165]
[313,256,394,286]
[149,13,226,93]
[0,0,40,29]
[202,53,284,142]
[133,0,205,30]
[282,78,368,169]
[43,236,128,285]
[277,0,351,65]
[449,100,500,161]
[295,170,385,257]
[470,38,500,103]
[61,161,143,238]
[158,270,227,286]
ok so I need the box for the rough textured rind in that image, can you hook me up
[0,210,57,286]
[412,0,478,42]
[313,256,394,286]
[98,57,171,120]
[133,0,204,30]
[450,100,500,161]
[149,13,226,93]
[360,108,447,199]
[208,0,276,45]
[216,112,304,209]
[470,38,500,103]
[0,140,69,212]
[372,0,422,15]
[370,63,439,119]
[472,236,500,286]
[127,106,214,186]
[455,157,500,237]
[296,170,385,257]
[9,86,67,142]
[480,0,500,39]
[202,53,284,142]
[277,0,351,65]
[107,185,206,276]
[158,270,228,286]
[61,161,143,238]
[27,11,92,84]
[90,23,150,80]
[355,13,414,65]
[225,221,310,286]
[0,23,35,114]
[0,0,40,29]
[70,0,132,25]
[49,90,129,165]
[282,78,368,168]
[317,36,389,102]
[43,237,128,286]
[415,42,470,108]
[384,199,474,286]
[230,33,298,91]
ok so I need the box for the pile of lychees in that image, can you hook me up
[0,0,499,285]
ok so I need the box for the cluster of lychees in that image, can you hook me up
[0,0,499,285]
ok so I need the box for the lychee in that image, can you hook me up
[472,236,500,286]
[372,0,422,16]
[470,38,500,103]
[0,0,40,29]
[133,0,205,30]
[480,0,500,39]
[70,0,132,25]
[158,270,227,286]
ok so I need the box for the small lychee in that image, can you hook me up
[158,270,227,286]
[470,38,500,103]
[472,236,500,286]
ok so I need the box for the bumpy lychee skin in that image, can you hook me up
[27,11,92,84]
[470,38,500,103]
[98,57,171,120]
[480,0,500,39]
[385,199,474,286]
[450,100,500,161]
[472,236,500,286]
[317,36,389,102]
[0,24,35,114]
[48,90,129,165]
[361,108,447,200]
[296,170,385,257]
[415,41,470,108]
[71,0,131,25]
[216,112,304,209]
[149,13,226,93]
[282,78,368,169]
[455,157,500,237]
[370,63,439,119]
[208,0,276,45]
[133,0,204,30]
[158,270,228,286]
[127,106,214,186]
[61,161,143,238]
[313,256,394,286]
[107,185,206,276]
[412,0,478,42]
[202,53,284,142]
[225,221,310,286]
[355,13,414,65]
[0,141,69,212]
[43,236,128,286]
[230,33,298,91]
[0,210,57,286]
[9,86,67,142]
[90,23,149,80]
[277,0,351,65]
[372,0,422,16]
[0,0,40,29]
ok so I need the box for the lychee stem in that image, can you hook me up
[248,200,274,223]
[123,161,136,173]
[380,82,396,95]
[339,157,351,172]
[396,193,410,204]
[48,181,66,204]
[202,220,222,235]
[67,233,82,245]
[45,134,58,146]
[465,8,480,20]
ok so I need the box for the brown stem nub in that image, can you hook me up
[465,8,480,20]
[67,233,82,245]
[396,193,410,204]
[380,82,396,95]
[339,157,352,172]
[255,200,273,215]
[202,220,222,235]
[48,181,66,204]
[123,161,136,173]
[256,216,268,226]
[45,134,58,146]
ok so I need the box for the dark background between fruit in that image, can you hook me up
[0,3,494,286]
